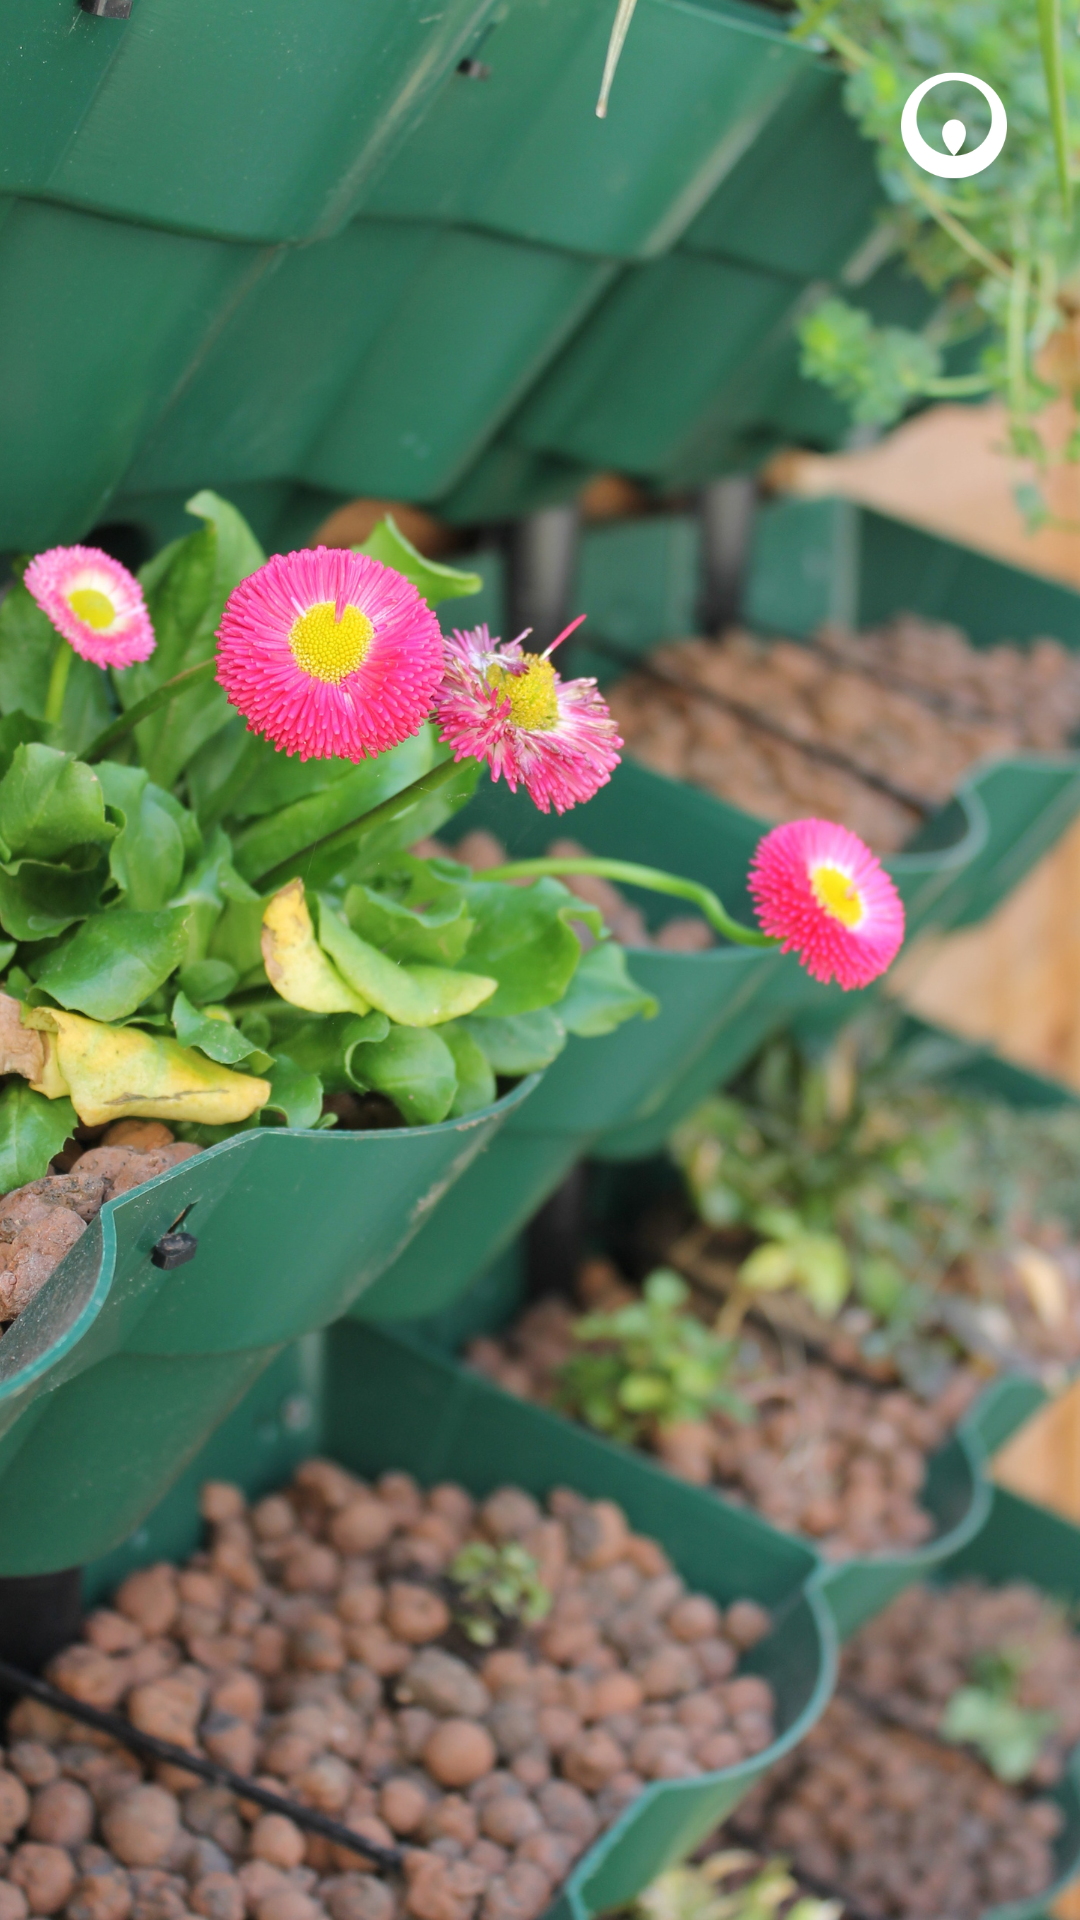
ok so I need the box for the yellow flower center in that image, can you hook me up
[289,601,373,685]
[67,588,116,630]
[488,656,559,730]
[811,863,864,928]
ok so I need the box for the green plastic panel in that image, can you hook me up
[434,436,593,527]
[574,517,701,651]
[84,1317,837,1918]
[0,201,615,553]
[682,61,881,281]
[361,0,809,262]
[0,0,502,244]
[0,1079,536,1575]
[514,252,802,480]
[747,496,1080,649]
[127,221,614,507]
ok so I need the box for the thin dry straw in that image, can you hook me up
[585,633,931,818]
[596,0,638,116]
[0,1657,403,1873]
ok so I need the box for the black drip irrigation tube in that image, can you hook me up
[0,1656,403,1873]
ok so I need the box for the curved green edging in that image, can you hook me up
[324,1318,838,1909]
[0,1076,538,1574]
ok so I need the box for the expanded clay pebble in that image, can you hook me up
[0,1116,200,1335]
[0,1467,776,1920]
[733,1578,1077,1920]
[467,1285,979,1561]
[843,1578,1080,1783]
[608,621,1080,853]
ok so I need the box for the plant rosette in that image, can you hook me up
[0,492,906,1330]
[668,1014,1080,1398]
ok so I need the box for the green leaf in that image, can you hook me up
[232,730,435,884]
[349,1023,458,1125]
[259,1053,325,1130]
[0,713,48,779]
[442,1022,497,1116]
[285,1011,391,1093]
[343,858,474,967]
[357,515,483,606]
[0,1082,77,1196]
[0,745,114,861]
[461,1008,567,1075]
[173,828,257,968]
[554,939,658,1037]
[316,898,496,1027]
[119,491,265,788]
[327,757,479,887]
[97,762,187,911]
[461,876,599,1017]
[34,907,191,1021]
[178,958,239,1005]
[940,1686,1055,1782]
[171,992,273,1070]
[0,586,112,751]
[0,856,107,942]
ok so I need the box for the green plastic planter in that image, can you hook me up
[513,252,804,482]
[125,219,615,508]
[681,60,880,282]
[0,199,615,552]
[0,0,503,245]
[360,0,810,263]
[0,1079,536,1575]
[87,1316,838,1916]
[934,1485,1080,1920]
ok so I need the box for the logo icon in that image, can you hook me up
[900,72,1007,178]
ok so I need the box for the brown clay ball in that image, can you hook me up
[100,1785,180,1866]
[0,1772,30,1845]
[7,1843,76,1915]
[250,1814,306,1871]
[422,1721,497,1789]
[27,1779,94,1848]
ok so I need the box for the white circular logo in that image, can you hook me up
[900,71,1007,178]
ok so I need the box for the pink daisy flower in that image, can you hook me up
[215,547,444,762]
[24,545,155,670]
[747,817,905,990]
[434,618,622,814]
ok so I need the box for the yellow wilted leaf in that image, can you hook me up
[262,878,369,1015]
[23,1005,269,1126]
[1012,1244,1068,1328]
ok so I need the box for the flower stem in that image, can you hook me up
[255,753,469,890]
[481,856,775,948]
[83,657,218,763]
[43,642,73,727]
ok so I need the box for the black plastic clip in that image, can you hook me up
[151,1230,198,1271]
[79,0,133,17]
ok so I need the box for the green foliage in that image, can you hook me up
[636,1852,840,1920]
[0,495,653,1174]
[355,514,483,605]
[792,0,1080,469]
[558,1269,747,1443]
[447,1540,552,1647]
[0,1083,77,1197]
[941,1648,1057,1781]
[672,1014,1080,1375]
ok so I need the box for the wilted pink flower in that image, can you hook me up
[24,546,155,670]
[434,619,621,813]
[747,817,904,990]
[215,547,444,762]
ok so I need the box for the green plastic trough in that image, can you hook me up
[0,199,613,553]
[86,1316,838,1920]
[0,1078,536,1575]
[358,0,811,263]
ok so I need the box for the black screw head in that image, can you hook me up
[151,1230,198,1271]
[79,0,133,16]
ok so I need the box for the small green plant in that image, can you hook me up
[671,1014,1080,1378]
[447,1540,552,1647]
[557,1268,749,1443]
[634,1850,841,1920]
[940,1648,1058,1782]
